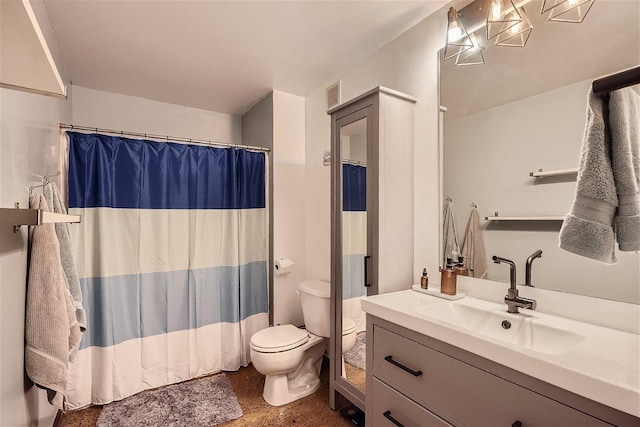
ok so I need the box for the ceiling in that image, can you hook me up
[41,0,446,115]
[440,0,640,119]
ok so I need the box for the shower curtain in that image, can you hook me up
[342,164,366,331]
[64,132,268,409]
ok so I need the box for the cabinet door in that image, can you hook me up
[331,94,377,411]
[372,325,612,427]
[370,378,453,427]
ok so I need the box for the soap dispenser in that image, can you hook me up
[454,256,469,276]
[440,258,457,295]
[420,268,429,289]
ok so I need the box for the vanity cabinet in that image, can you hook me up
[367,315,637,427]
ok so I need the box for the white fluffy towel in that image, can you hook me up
[461,206,487,279]
[26,195,82,408]
[609,87,640,252]
[44,182,87,349]
[559,87,640,263]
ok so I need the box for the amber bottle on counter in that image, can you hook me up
[440,258,457,295]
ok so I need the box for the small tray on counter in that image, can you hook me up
[411,284,465,300]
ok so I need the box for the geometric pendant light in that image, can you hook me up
[486,0,522,40]
[455,33,486,66]
[495,7,533,47]
[546,0,595,23]
[444,7,474,61]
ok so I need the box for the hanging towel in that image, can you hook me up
[609,87,640,252]
[461,207,487,279]
[44,182,87,341]
[26,195,82,409]
[559,89,618,264]
[442,199,460,264]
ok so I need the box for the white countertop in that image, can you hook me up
[362,289,640,418]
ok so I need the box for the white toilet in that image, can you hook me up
[249,280,358,406]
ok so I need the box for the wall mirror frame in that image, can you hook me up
[438,0,640,304]
[329,94,377,412]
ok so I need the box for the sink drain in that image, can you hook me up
[501,320,512,329]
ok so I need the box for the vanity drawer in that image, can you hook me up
[372,325,611,426]
[370,377,453,427]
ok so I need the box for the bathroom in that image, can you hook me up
[1,0,638,426]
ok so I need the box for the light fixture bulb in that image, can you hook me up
[444,7,474,61]
[491,0,502,19]
[486,0,522,40]
[448,23,462,42]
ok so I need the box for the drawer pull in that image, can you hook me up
[383,410,405,427]
[384,355,423,377]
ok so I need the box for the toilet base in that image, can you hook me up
[262,344,325,406]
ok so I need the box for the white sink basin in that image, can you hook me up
[361,289,640,418]
[413,299,585,355]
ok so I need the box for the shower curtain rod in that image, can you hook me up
[59,123,271,153]
[592,66,640,97]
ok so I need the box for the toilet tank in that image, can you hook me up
[298,280,331,337]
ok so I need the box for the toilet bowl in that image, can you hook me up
[250,280,358,406]
[250,324,325,406]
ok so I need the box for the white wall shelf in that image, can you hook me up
[485,214,565,221]
[529,168,578,178]
[1,205,81,232]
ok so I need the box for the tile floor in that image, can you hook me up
[58,358,358,427]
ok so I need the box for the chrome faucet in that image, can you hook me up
[492,255,537,314]
[525,250,543,287]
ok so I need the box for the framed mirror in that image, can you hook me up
[330,101,374,412]
[439,0,640,304]
[340,116,368,394]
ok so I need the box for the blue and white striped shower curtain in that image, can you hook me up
[342,164,366,331]
[64,132,268,409]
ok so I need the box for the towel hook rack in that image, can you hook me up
[28,171,61,197]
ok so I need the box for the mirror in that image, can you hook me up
[340,117,367,393]
[440,0,640,304]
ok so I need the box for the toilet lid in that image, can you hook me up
[250,325,309,353]
[297,280,330,298]
[342,318,356,336]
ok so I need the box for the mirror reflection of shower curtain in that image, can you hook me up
[342,163,366,331]
[64,132,268,409]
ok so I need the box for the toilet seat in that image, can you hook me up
[250,325,309,353]
[342,318,356,336]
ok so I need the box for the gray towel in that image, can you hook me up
[559,89,618,264]
[461,207,487,279]
[27,195,82,408]
[443,199,460,264]
[610,87,640,252]
[44,182,87,339]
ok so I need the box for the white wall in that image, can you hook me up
[272,90,306,326]
[71,86,241,144]
[444,79,640,304]
[0,87,72,427]
[304,6,449,288]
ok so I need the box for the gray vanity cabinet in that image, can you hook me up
[366,315,638,427]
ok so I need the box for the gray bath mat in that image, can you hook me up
[344,332,366,371]
[97,373,243,427]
